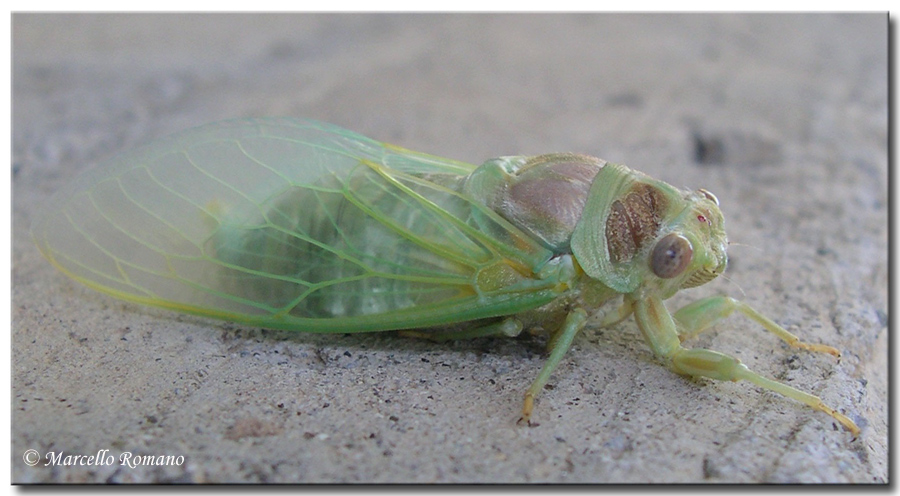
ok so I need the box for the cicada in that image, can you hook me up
[32,117,859,435]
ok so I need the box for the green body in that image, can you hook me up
[32,117,859,435]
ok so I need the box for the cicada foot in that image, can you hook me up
[517,393,537,426]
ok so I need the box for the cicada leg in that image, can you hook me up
[672,296,841,357]
[634,295,860,436]
[519,308,588,425]
[399,317,524,342]
[539,299,634,365]
[596,298,636,329]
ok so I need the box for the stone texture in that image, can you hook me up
[12,13,887,483]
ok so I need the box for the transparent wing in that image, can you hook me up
[32,118,559,332]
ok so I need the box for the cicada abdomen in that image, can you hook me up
[209,160,491,320]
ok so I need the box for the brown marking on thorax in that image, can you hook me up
[503,154,604,251]
[605,184,668,263]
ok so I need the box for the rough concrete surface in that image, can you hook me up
[12,14,886,483]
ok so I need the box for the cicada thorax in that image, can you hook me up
[462,155,694,297]
[463,153,606,253]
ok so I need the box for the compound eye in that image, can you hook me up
[651,233,693,279]
[698,188,719,205]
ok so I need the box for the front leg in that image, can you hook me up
[634,295,859,435]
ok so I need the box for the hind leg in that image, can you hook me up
[399,317,524,341]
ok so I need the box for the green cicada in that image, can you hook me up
[32,117,859,435]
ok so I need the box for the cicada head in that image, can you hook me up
[648,188,728,295]
[570,163,730,297]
